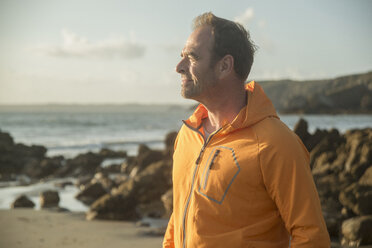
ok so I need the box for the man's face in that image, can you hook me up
[176,26,218,100]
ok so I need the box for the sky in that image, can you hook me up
[0,0,371,104]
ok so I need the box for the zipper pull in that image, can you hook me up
[209,149,220,168]
[195,146,206,165]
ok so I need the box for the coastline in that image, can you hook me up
[0,209,163,248]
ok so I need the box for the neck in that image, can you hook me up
[200,81,247,133]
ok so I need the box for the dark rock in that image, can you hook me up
[23,156,63,179]
[359,166,372,186]
[98,148,127,158]
[136,145,164,173]
[76,182,107,205]
[90,172,116,191]
[138,144,151,156]
[323,211,343,238]
[293,118,310,145]
[87,160,172,221]
[341,215,372,246]
[40,190,60,208]
[306,129,329,152]
[339,183,372,216]
[121,156,136,175]
[164,131,178,158]
[11,195,35,208]
[259,71,372,114]
[344,129,372,180]
[0,130,47,177]
[54,152,103,178]
[0,130,14,146]
[86,193,139,221]
[75,175,93,189]
[161,189,173,218]
[310,129,345,170]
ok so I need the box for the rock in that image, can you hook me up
[121,156,136,174]
[344,129,372,180]
[339,183,372,216]
[11,195,35,208]
[164,131,178,158]
[161,189,173,218]
[310,129,344,170]
[135,145,164,173]
[86,193,139,221]
[293,118,310,147]
[341,215,372,246]
[87,160,172,221]
[306,129,329,152]
[54,152,103,178]
[259,71,372,114]
[323,211,342,238]
[90,172,116,190]
[98,148,127,158]
[40,190,60,208]
[75,182,107,205]
[0,130,47,177]
[23,156,63,179]
[75,175,93,189]
[0,130,14,146]
[359,166,372,186]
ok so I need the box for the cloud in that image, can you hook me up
[234,8,255,26]
[38,29,146,59]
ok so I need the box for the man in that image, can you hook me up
[163,12,330,248]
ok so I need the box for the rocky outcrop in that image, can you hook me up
[294,119,372,244]
[87,159,172,221]
[339,183,372,216]
[11,195,35,208]
[0,129,47,180]
[164,131,178,158]
[76,182,108,206]
[161,189,173,218]
[54,152,103,178]
[23,156,63,179]
[341,216,372,247]
[260,71,372,114]
[40,190,60,208]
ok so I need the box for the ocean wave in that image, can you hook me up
[47,139,163,151]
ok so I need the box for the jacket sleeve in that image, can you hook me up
[259,134,330,247]
[163,213,175,248]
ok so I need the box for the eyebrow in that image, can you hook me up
[181,49,199,60]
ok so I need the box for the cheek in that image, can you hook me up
[190,65,200,79]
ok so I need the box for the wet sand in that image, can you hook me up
[0,209,163,248]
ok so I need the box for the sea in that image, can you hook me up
[0,104,371,211]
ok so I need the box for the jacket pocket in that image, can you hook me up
[198,146,240,204]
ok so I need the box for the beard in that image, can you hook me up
[181,80,202,99]
[181,73,217,100]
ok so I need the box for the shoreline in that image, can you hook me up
[0,209,164,248]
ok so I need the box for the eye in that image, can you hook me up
[189,55,198,63]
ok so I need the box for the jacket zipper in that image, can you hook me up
[181,121,222,248]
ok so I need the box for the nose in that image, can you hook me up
[176,57,188,74]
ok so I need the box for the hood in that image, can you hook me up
[184,81,278,135]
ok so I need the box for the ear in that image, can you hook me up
[217,55,234,79]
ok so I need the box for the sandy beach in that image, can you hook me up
[0,209,163,248]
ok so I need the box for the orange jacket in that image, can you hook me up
[163,81,330,248]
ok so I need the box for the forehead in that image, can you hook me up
[183,26,214,54]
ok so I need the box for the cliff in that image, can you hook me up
[259,71,372,114]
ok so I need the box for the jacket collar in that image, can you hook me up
[184,81,278,135]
